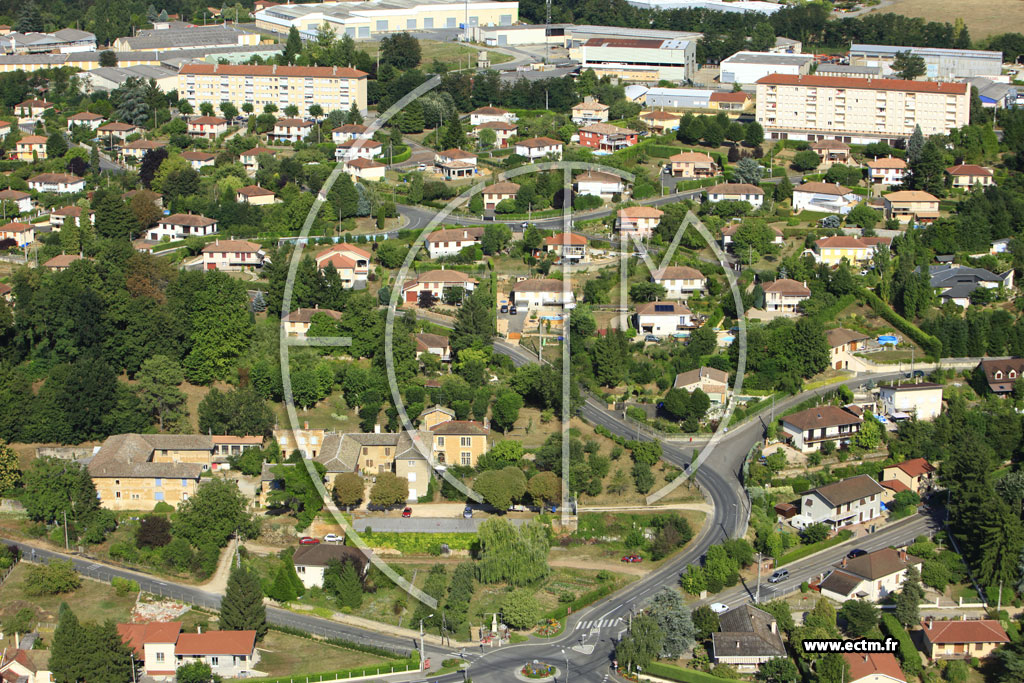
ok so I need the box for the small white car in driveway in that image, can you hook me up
[323,533,342,543]
[710,603,729,614]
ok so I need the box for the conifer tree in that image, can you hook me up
[220,565,267,639]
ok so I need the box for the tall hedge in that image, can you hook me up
[861,288,942,359]
[881,614,922,677]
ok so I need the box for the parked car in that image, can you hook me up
[500,304,509,313]
[509,305,518,315]
[418,163,426,171]
[323,533,342,543]
[299,537,319,545]
[402,506,413,518]
[621,554,643,563]
[847,548,867,559]
[710,603,729,614]
[463,507,473,519]
[644,335,659,343]
[768,569,789,584]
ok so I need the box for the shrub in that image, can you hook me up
[24,559,81,596]
[112,576,140,596]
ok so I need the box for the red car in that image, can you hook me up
[621,554,642,563]
[299,537,320,545]
[402,507,413,518]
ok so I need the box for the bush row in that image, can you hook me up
[267,622,413,660]
[880,613,922,676]
[777,529,853,566]
[357,530,477,554]
[860,288,942,358]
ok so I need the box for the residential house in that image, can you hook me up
[425,227,484,259]
[240,146,274,175]
[273,425,327,458]
[434,148,477,179]
[395,449,432,501]
[187,115,228,138]
[0,121,10,137]
[543,232,588,264]
[15,98,53,117]
[469,105,515,126]
[819,547,924,602]
[14,135,46,160]
[920,619,1009,660]
[121,139,166,162]
[147,213,218,241]
[579,123,638,152]
[119,621,260,678]
[879,383,943,421]
[292,544,367,590]
[793,181,859,215]
[793,474,883,529]
[473,120,517,148]
[635,301,696,338]
[331,123,368,143]
[571,97,609,125]
[722,223,783,251]
[810,139,851,166]
[420,405,456,430]
[706,182,765,208]
[50,205,93,228]
[402,269,478,304]
[708,90,752,110]
[616,206,663,239]
[314,244,371,287]
[181,150,217,170]
[574,170,625,199]
[43,253,86,271]
[673,366,729,404]
[880,457,937,496]
[511,278,575,309]
[335,138,382,162]
[343,157,386,181]
[514,136,563,161]
[282,306,342,339]
[781,405,864,453]
[866,156,907,186]
[428,419,489,467]
[827,327,870,370]
[97,121,139,144]
[0,221,34,246]
[66,111,105,130]
[0,283,11,303]
[813,235,891,266]
[117,621,182,677]
[272,117,312,142]
[711,605,787,672]
[415,333,451,361]
[977,358,1024,396]
[0,643,51,683]
[27,173,86,194]
[922,264,1013,308]
[236,185,276,205]
[668,151,717,179]
[843,652,906,683]
[0,189,32,213]
[210,435,263,469]
[87,433,215,509]
[482,181,519,210]
[339,430,415,476]
[945,164,995,189]
[639,109,681,134]
[882,190,940,224]
[201,239,264,271]
[762,278,810,314]
[652,265,706,299]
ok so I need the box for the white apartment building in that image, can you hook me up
[755,74,970,144]
[178,63,368,118]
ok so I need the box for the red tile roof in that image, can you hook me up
[796,181,853,196]
[843,652,905,683]
[202,239,260,253]
[922,619,1009,645]
[945,164,992,177]
[757,73,969,95]
[175,630,257,656]
[890,457,935,478]
[237,185,274,197]
[544,232,588,246]
[161,212,216,226]
[189,115,227,125]
[762,278,809,295]
[618,206,664,218]
[117,621,182,655]
[710,91,750,103]
[516,136,562,148]
[179,63,367,79]
[430,420,488,436]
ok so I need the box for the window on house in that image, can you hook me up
[461,437,471,447]
[210,656,219,666]
[437,436,445,447]
[155,652,165,662]
[461,452,471,466]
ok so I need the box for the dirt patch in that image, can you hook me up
[869,0,1022,39]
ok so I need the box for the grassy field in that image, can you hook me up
[0,563,138,626]
[868,0,1021,39]
[359,39,513,69]
[256,630,389,676]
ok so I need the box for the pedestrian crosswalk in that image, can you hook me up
[574,618,621,631]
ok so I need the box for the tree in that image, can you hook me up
[439,117,467,150]
[801,523,830,545]
[907,139,947,196]
[25,560,81,596]
[267,563,298,603]
[892,51,926,80]
[332,472,364,509]
[893,566,925,626]
[854,412,883,449]
[267,461,326,529]
[477,518,549,585]
[0,441,21,494]
[197,387,274,437]
[616,614,664,673]
[98,50,117,67]
[734,156,763,185]
[481,223,511,255]
[848,203,880,231]
[284,26,302,64]
[629,281,667,302]
[50,603,85,682]
[369,472,408,507]
[136,515,172,548]
[474,466,527,511]
[451,286,493,354]
[47,132,68,159]
[220,564,267,639]
[757,657,799,682]
[176,661,221,683]
[380,32,421,71]
[528,471,560,507]
[791,149,821,172]
[22,457,98,527]
[324,559,363,608]
[647,587,696,657]
[745,121,765,148]
[906,125,925,163]
[491,389,523,433]
[775,175,793,202]
[135,354,186,430]
[839,600,879,637]
[173,478,260,549]
[500,588,541,629]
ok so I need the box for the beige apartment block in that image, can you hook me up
[178,63,368,118]
[756,74,969,144]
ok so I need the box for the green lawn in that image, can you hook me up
[256,630,389,677]
[0,562,139,626]
[360,39,513,69]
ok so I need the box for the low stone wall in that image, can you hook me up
[34,446,94,460]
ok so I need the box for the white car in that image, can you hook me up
[710,603,729,614]
[323,533,342,543]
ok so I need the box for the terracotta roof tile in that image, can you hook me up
[757,73,969,95]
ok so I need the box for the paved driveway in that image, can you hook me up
[352,516,527,533]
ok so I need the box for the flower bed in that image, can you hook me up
[521,662,556,679]
[535,619,561,636]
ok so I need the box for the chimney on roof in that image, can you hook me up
[304,421,309,430]
[899,549,907,562]
[842,557,847,567]
[374,423,380,434]
[863,655,868,663]
[197,625,201,633]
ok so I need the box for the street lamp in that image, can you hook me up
[420,614,434,665]
[561,648,570,683]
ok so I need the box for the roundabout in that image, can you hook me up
[515,661,559,682]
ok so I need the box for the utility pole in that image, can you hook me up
[420,614,433,665]
[755,552,762,604]
[63,510,69,550]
